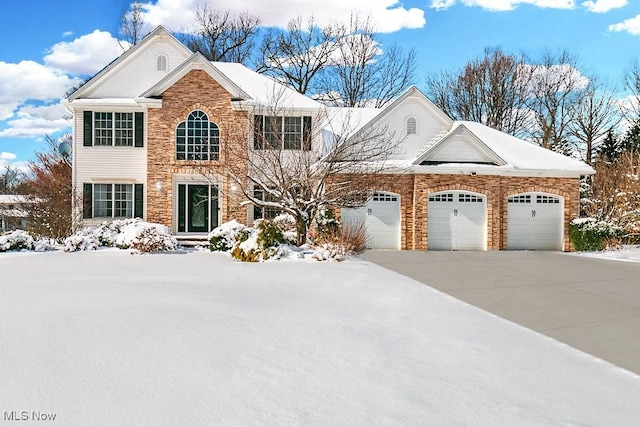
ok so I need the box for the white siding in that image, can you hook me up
[73,109,147,185]
[90,42,189,98]
[381,99,451,161]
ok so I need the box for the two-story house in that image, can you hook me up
[64,26,594,251]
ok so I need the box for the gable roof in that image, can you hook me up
[415,121,595,175]
[141,56,324,110]
[418,125,507,166]
[141,52,250,99]
[67,26,192,101]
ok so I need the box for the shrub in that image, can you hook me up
[0,230,34,252]
[208,220,247,252]
[64,229,100,252]
[313,219,367,260]
[256,219,286,249]
[130,227,178,253]
[570,218,622,251]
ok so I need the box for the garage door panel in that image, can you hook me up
[507,193,563,251]
[428,192,486,251]
[341,192,400,250]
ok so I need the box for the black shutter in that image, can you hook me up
[83,183,93,218]
[134,184,144,218]
[134,112,144,147]
[83,111,93,146]
[303,116,312,151]
[254,115,264,149]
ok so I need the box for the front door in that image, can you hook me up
[177,184,219,233]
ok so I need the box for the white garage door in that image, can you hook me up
[341,192,401,249]
[507,193,563,251]
[428,192,486,251]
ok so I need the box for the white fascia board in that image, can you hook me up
[62,98,160,109]
[411,164,593,178]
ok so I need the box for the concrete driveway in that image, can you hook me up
[362,250,640,376]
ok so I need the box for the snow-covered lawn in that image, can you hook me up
[1,250,639,426]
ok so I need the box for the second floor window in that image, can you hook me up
[176,110,220,161]
[254,115,312,150]
[83,111,144,147]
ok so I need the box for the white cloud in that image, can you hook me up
[609,14,640,35]
[582,0,627,12]
[0,152,17,160]
[44,30,128,75]
[139,0,425,33]
[0,108,70,139]
[431,0,575,11]
[431,0,457,9]
[0,60,79,120]
[62,31,74,38]
[0,158,30,174]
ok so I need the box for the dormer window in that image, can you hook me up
[406,117,417,135]
[156,54,168,71]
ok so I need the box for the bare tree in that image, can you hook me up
[569,80,621,165]
[119,2,146,48]
[582,150,640,241]
[180,5,260,64]
[318,15,416,107]
[17,135,76,240]
[525,50,588,154]
[256,16,344,94]
[425,48,532,136]
[201,100,402,246]
[622,61,640,122]
[0,166,23,194]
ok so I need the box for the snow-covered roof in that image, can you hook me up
[456,121,594,173]
[212,62,324,110]
[411,121,594,177]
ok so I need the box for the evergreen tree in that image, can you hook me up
[598,128,621,163]
[622,119,640,154]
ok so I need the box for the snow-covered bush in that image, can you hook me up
[312,219,367,261]
[208,220,247,252]
[64,220,177,252]
[570,218,622,251]
[94,218,140,247]
[0,230,34,252]
[130,227,178,253]
[64,228,100,252]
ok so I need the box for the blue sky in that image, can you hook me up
[0,0,638,173]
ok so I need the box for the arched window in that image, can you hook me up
[406,117,417,135]
[156,54,168,71]
[176,110,220,161]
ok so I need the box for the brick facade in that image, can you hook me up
[146,70,249,232]
[143,70,580,251]
[332,173,579,251]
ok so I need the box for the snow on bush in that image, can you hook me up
[0,230,34,252]
[570,217,622,251]
[64,219,177,253]
[0,230,55,253]
[130,227,178,253]
[208,220,247,252]
[64,229,100,252]
[209,219,304,262]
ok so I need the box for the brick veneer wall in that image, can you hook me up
[331,173,580,251]
[146,70,249,231]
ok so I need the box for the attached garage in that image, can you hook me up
[341,192,401,249]
[427,191,486,250]
[507,193,563,251]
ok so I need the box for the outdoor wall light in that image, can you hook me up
[155,181,163,192]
